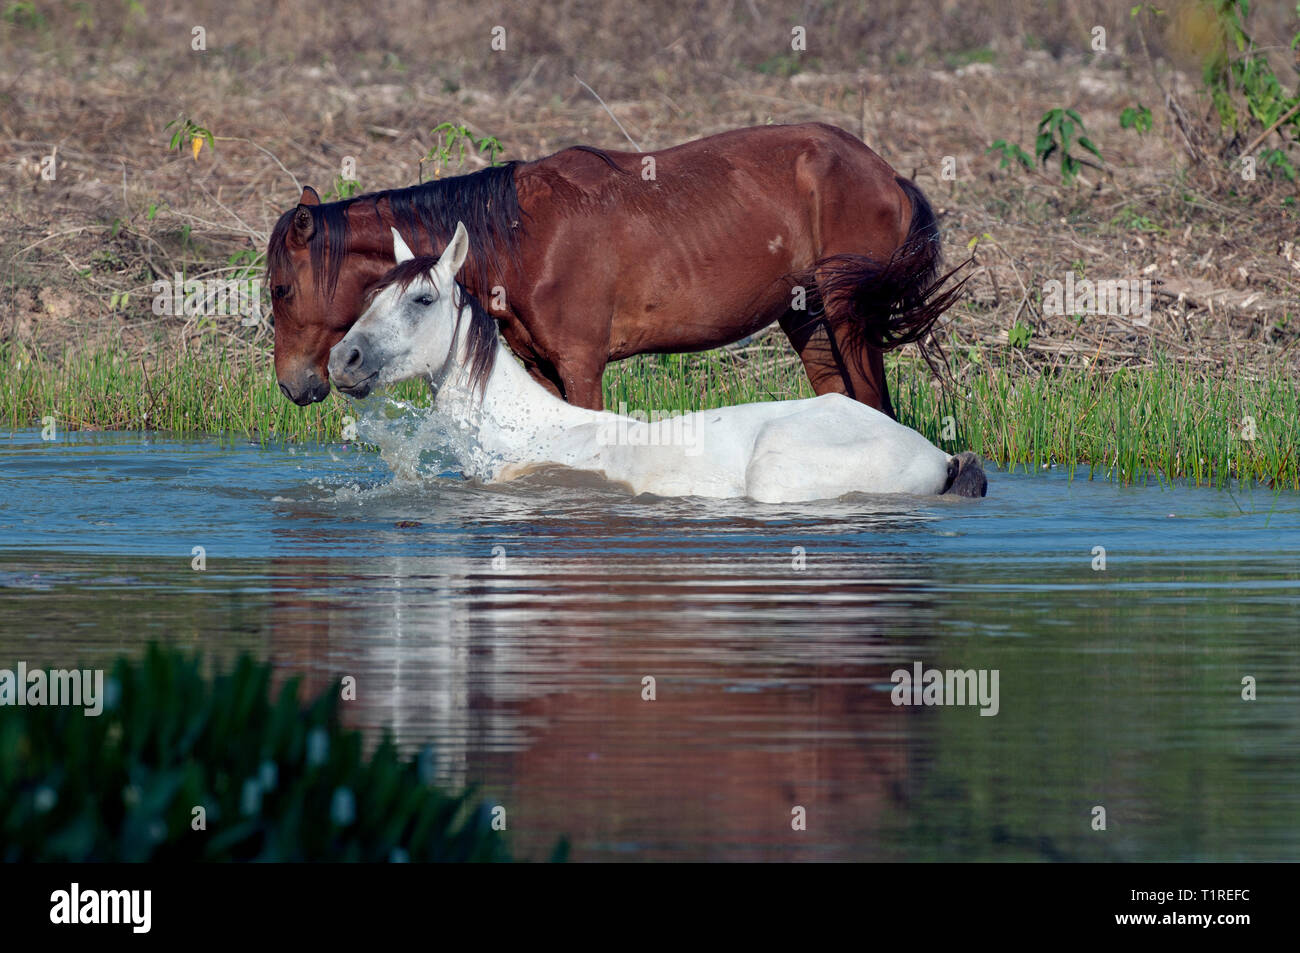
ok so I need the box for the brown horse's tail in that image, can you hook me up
[816,176,969,351]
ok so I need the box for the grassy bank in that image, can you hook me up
[2,341,350,443]
[892,355,1298,489]
[4,340,1297,489]
[610,347,1299,489]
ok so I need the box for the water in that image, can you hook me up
[2,426,1298,861]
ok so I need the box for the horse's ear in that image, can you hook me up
[391,228,415,264]
[292,204,315,245]
[289,187,320,245]
[438,221,470,277]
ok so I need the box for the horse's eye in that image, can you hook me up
[416,294,435,307]
[273,284,292,300]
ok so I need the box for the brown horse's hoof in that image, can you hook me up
[943,451,988,498]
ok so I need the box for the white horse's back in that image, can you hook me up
[743,394,950,502]
[583,393,951,501]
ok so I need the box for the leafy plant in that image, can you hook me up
[1008,320,1033,348]
[323,175,361,201]
[1035,108,1103,183]
[1119,105,1153,134]
[420,122,506,181]
[1192,0,1300,179]
[986,139,1034,172]
[226,247,263,282]
[166,117,214,160]
[1205,1,1300,130]
[1258,146,1297,181]
[2,1,44,29]
[986,108,1103,183]
[0,645,525,861]
[1112,206,1165,233]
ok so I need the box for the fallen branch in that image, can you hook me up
[1240,101,1300,158]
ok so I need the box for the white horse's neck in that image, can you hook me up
[430,308,602,460]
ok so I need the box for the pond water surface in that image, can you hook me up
[1,423,1297,861]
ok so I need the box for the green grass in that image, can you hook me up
[943,46,998,68]
[603,347,814,410]
[1,341,421,444]
[888,355,1299,490]
[4,341,1297,488]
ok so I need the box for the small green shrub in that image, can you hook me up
[1119,105,1153,135]
[0,645,514,861]
[986,139,1034,172]
[165,117,214,160]
[323,174,362,201]
[1200,0,1300,179]
[420,122,506,181]
[1034,108,1103,183]
[987,108,1103,183]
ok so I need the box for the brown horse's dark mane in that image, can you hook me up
[269,162,524,304]
[366,257,498,396]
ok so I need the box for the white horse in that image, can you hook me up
[328,223,987,502]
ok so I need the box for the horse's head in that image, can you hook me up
[328,223,471,399]
[268,186,393,405]
[942,451,988,498]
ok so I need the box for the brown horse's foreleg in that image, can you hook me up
[524,362,565,400]
[554,358,607,411]
[777,310,895,419]
[500,294,607,409]
[520,355,603,408]
[498,317,567,400]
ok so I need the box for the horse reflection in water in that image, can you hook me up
[269,225,985,857]
[261,531,943,860]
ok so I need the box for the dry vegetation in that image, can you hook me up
[1,0,1298,414]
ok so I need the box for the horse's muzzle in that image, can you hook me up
[327,342,378,399]
[333,372,376,399]
[278,374,331,406]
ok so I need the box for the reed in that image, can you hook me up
[886,355,1299,490]
[2,341,421,444]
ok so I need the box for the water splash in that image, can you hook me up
[351,393,484,483]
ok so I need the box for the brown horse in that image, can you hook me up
[269,122,963,415]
